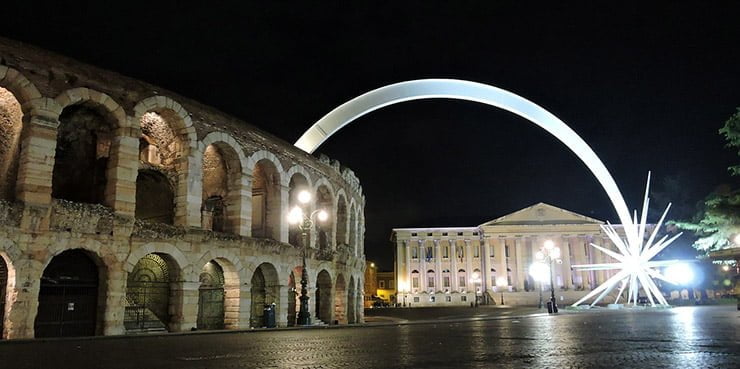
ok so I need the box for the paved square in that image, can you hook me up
[0,306,737,368]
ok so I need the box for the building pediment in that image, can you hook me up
[479,202,604,227]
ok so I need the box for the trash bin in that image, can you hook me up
[263,303,276,328]
[546,301,554,314]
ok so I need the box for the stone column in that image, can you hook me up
[450,239,458,290]
[514,238,525,291]
[434,240,442,291]
[169,280,199,332]
[231,172,252,237]
[572,238,587,289]
[105,127,139,218]
[561,238,573,289]
[276,284,289,327]
[419,239,426,291]
[102,264,127,336]
[223,281,241,329]
[3,258,43,339]
[239,284,252,328]
[16,115,58,232]
[464,240,473,287]
[279,184,290,243]
[496,238,507,287]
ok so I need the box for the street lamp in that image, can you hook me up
[529,261,550,309]
[470,271,481,307]
[536,239,562,313]
[287,189,329,326]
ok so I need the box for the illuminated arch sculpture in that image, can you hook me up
[295,79,683,308]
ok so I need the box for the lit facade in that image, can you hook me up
[392,203,628,307]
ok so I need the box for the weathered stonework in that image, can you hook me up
[0,37,366,339]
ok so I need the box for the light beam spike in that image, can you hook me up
[644,203,672,251]
[589,243,626,262]
[637,172,651,251]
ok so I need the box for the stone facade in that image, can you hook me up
[0,38,366,339]
[393,203,636,307]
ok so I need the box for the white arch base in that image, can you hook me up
[294,79,685,308]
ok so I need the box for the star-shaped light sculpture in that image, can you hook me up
[572,173,687,308]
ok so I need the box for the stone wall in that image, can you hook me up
[0,37,367,339]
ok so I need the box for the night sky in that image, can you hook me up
[2,2,738,269]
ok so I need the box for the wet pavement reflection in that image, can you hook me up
[0,306,737,368]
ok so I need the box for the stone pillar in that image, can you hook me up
[276,284,289,327]
[496,238,507,287]
[450,239,458,290]
[223,282,241,329]
[402,240,410,290]
[434,240,442,290]
[464,240,473,292]
[561,238,573,289]
[16,116,58,232]
[418,239,426,291]
[230,172,252,237]
[572,238,587,289]
[3,258,43,339]
[279,184,290,243]
[102,265,126,336]
[514,238,525,291]
[169,281,199,332]
[239,284,252,328]
[105,127,139,218]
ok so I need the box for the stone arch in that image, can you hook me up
[334,273,347,324]
[52,88,128,208]
[0,86,24,201]
[313,179,335,251]
[125,250,184,333]
[294,78,637,244]
[286,264,306,327]
[125,242,191,276]
[248,151,284,240]
[199,132,250,235]
[0,66,42,113]
[249,262,280,328]
[0,237,21,340]
[315,269,333,324]
[288,170,312,247]
[335,190,348,248]
[134,96,198,227]
[35,248,108,337]
[347,275,356,324]
[194,249,243,330]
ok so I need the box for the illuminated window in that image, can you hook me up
[458,275,466,287]
[443,276,450,287]
[379,280,385,288]
[411,247,418,259]
[445,295,451,302]
[413,297,419,303]
[430,296,436,302]
[461,296,467,302]
[412,277,419,288]
[473,245,480,258]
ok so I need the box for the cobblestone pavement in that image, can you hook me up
[0,306,737,369]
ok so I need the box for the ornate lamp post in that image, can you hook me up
[537,240,562,313]
[287,190,329,326]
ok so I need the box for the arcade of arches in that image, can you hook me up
[0,40,366,339]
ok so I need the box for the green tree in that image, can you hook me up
[672,108,740,254]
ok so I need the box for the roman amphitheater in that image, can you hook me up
[0,38,366,339]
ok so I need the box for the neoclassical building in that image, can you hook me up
[0,38,365,339]
[392,203,631,307]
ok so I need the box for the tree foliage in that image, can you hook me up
[672,108,740,254]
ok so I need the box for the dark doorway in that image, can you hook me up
[197,261,225,330]
[34,250,100,338]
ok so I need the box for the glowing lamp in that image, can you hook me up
[551,247,561,259]
[544,240,555,250]
[317,210,329,222]
[287,206,303,224]
[535,251,544,260]
[297,190,312,204]
[529,262,550,283]
[664,263,694,285]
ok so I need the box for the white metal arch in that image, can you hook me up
[294,79,637,244]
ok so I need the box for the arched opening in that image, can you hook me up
[135,169,175,224]
[197,260,225,330]
[201,143,244,234]
[315,185,334,251]
[336,195,348,247]
[334,274,347,324]
[287,268,299,327]
[250,263,279,328]
[251,160,281,239]
[0,87,23,201]
[349,204,357,254]
[315,270,332,323]
[347,276,356,324]
[0,254,12,339]
[125,253,180,333]
[52,103,117,205]
[288,173,310,246]
[35,249,104,338]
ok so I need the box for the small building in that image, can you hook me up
[376,271,396,305]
